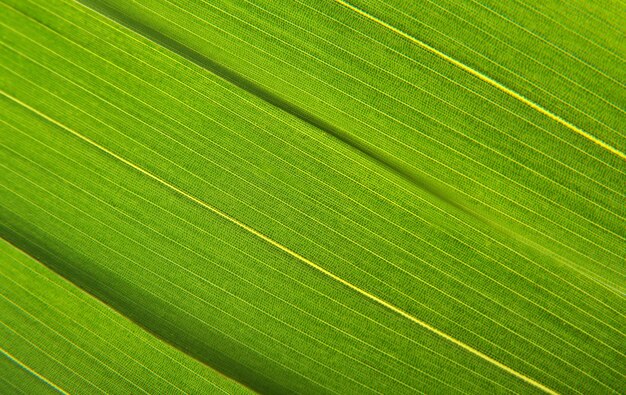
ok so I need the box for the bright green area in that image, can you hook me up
[83,0,626,277]
[0,0,624,394]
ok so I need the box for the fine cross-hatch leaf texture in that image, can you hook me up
[0,0,624,394]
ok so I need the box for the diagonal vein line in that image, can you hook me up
[0,377,27,395]
[0,197,337,394]
[0,90,560,395]
[0,70,613,388]
[0,345,68,395]
[334,0,626,161]
[256,0,624,197]
[2,0,620,332]
[0,137,509,393]
[4,109,580,391]
[370,0,625,139]
[4,46,623,368]
[72,0,474,219]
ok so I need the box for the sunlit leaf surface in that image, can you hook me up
[1,0,624,393]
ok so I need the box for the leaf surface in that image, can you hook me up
[1,0,624,393]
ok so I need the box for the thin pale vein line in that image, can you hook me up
[84,0,621,276]
[5,47,624,364]
[0,377,27,395]
[0,320,106,394]
[0,118,587,391]
[467,0,626,91]
[0,195,340,395]
[1,157,409,394]
[1,112,415,391]
[576,3,625,36]
[421,0,626,117]
[510,0,626,63]
[291,0,626,176]
[196,0,626,227]
[77,2,626,294]
[1,186,485,393]
[334,0,626,161]
[373,0,625,139]
[0,346,68,395]
[8,35,622,355]
[0,90,560,395]
[0,123,533,393]
[0,165,428,395]
[0,129,579,392]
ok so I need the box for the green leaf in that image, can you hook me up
[1,0,624,393]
